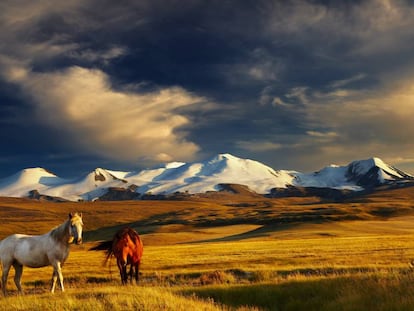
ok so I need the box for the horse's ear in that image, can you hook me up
[69,212,73,219]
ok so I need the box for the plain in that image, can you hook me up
[0,187,414,310]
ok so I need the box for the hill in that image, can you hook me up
[1,186,414,244]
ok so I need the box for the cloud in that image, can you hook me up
[67,46,127,64]
[5,64,206,164]
[2,0,414,174]
[264,0,414,49]
[236,141,282,152]
[267,74,414,170]
[0,1,218,166]
[329,74,366,89]
[306,131,338,138]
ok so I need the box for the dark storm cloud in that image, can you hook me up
[1,0,414,176]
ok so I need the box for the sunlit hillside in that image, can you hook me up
[1,187,414,310]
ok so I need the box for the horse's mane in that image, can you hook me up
[50,219,70,243]
[116,227,141,243]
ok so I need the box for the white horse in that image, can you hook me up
[0,212,83,295]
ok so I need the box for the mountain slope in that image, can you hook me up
[43,168,129,201]
[0,154,412,201]
[345,158,414,186]
[0,168,68,198]
[128,153,295,195]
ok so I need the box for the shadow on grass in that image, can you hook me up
[188,223,304,243]
[181,274,414,311]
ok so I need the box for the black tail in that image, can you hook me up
[89,240,112,251]
[89,240,114,265]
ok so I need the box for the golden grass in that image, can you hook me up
[1,187,414,309]
[0,286,225,311]
[3,233,414,310]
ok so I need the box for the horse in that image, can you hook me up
[0,212,83,295]
[90,227,143,285]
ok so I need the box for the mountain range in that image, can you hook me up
[0,153,413,201]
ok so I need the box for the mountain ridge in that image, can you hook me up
[0,154,413,201]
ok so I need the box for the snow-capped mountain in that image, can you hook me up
[43,168,130,201]
[345,157,414,186]
[0,154,412,201]
[126,153,295,195]
[293,157,414,190]
[0,168,68,198]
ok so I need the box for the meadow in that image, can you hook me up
[1,187,414,310]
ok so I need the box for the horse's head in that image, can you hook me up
[68,212,83,245]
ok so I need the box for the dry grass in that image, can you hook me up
[0,286,225,311]
[1,187,414,309]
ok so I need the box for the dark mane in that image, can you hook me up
[50,219,70,242]
[116,227,141,243]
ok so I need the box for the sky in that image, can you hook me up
[1,0,414,178]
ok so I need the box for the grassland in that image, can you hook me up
[1,187,414,310]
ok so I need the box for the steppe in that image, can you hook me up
[1,186,414,310]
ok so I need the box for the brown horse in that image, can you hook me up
[90,227,143,284]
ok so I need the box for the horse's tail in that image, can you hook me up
[89,240,114,265]
[89,240,112,251]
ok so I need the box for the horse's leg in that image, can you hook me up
[12,262,24,294]
[1,261,11,296]
[50,269,58,293]
[50,262,64,293]
[135,262,140,283]
[117,259,127,285]
[117,259,123,284]
[123,264,128,284]
[128,264,133,284]
[130,263,138,284]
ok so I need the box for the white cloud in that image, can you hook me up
[306,131,338,138]
[6,65,205,164]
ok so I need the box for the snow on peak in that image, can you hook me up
[92,168,111,181]
[293,164,356,190]
[214,153,239,161]
[126,153,295,195]
[199,153,273,177]
[5,167,59,185]
[346,157,412,182]
[0,154,412,201]
[21,167,56,177]
[0,167,66,198]
[164,162,186,169]
[348,158,382,175]
[82,167,128,184]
